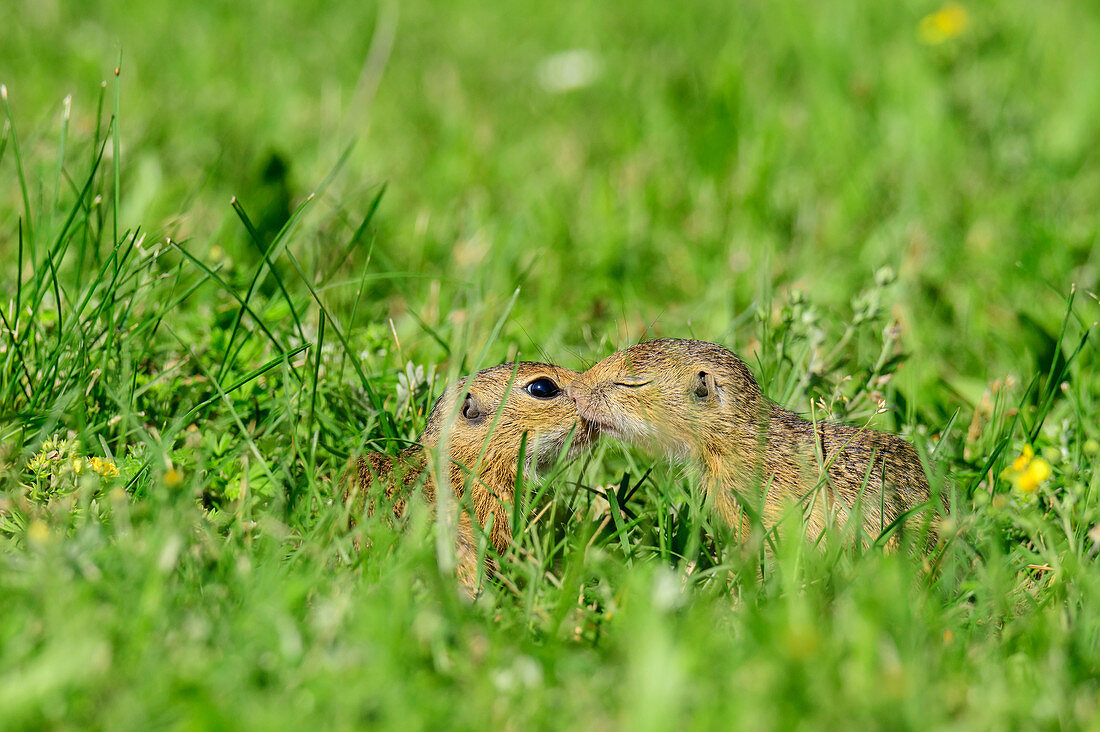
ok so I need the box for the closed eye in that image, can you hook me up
[614,379,651,388]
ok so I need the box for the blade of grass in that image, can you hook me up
[603,472,636,562]
[12,128,110,357]
[307,310,326,457]
[230,196,307,345]
[0,299,33,403]
[216,191,318,382]
[1,85,35,251]
[172,243,300,380]
[111,56,121,264]
[0,113,9,169]
[166,325,289,506]
[280,246,386,419]
[1028,324,1091,444]
[510,432,529,541]
[174,342,312,431]
[320,182,386,286]
[79,80,108,291]
[52,95,71,219]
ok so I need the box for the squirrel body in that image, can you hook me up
[345,362,592,591]
[568,339,932,545]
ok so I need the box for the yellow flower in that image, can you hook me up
[27,520,50,545]
[918,3,969,45]
[90,457,120,478]
[164,468,183,488]
[1011,444,1035,472]
[1001,445,1052,494]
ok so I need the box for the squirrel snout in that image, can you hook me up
[566,384,588,414]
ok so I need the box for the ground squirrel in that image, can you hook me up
[345,362,594,591]
[568,338,933,546]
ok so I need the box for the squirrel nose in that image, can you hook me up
[567,384,588,414]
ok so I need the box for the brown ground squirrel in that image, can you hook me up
[567,338,933,546]
[344,362,595,591]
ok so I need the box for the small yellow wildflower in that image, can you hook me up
[164,468,183,488]
[918,3,969,45]
[89,457,120,478]
[27,520,50,545]
[783,621,821,660]
[1001,445,1052,494]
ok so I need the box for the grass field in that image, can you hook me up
[2,0,1099,727]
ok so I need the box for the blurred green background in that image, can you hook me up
[2,0,1099,728]
[5,0,1097,380]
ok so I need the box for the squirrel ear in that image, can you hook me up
[694,371,710,399]
[461,394,482,421]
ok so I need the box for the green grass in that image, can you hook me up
[2,0,1099,727]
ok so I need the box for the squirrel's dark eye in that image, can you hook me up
[525,377,561,399]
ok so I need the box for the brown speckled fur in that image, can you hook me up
[343,362,593,592]
[569,339,934,547]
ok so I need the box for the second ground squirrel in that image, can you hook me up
[568,338,934,546]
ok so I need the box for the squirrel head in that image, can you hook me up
[420,362,594,479]
[568,339,763,458]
